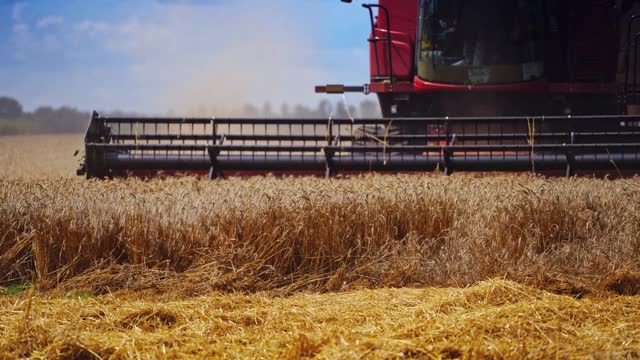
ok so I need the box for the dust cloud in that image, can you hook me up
[156,1,331,116]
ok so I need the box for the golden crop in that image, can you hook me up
[1,135,640,358]
[0,134,82,179]
[2,174,640,296]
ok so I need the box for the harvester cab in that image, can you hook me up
[79,0,640,179]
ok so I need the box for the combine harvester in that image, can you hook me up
[79,0,640,178]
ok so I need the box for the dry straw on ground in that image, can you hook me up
[1,279,639,359]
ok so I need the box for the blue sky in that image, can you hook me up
[0,0,371,113]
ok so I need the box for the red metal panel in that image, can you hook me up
[413,77,547,94]
[369,0,419,81]
[369,29,413,79]
[377,0,419,43]
[368,81,414,93]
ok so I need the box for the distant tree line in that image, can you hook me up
[0,96,381,135]
[0,96,91,135]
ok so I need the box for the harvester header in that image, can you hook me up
[78,112,640,178]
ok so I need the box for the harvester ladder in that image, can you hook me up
[363,4,394,82]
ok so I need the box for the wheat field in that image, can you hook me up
[0,134,83,179]
[1,135,640,358]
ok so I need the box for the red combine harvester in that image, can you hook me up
[79,0,640,179]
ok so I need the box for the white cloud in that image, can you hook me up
[5,1,361,113]
[10,6,66,60]
[82,0,331,113]
[11,3,30,61]
[12,23,29,34]
[74,20,112,34]
[12,2,27,22]
[37,16,64,29]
